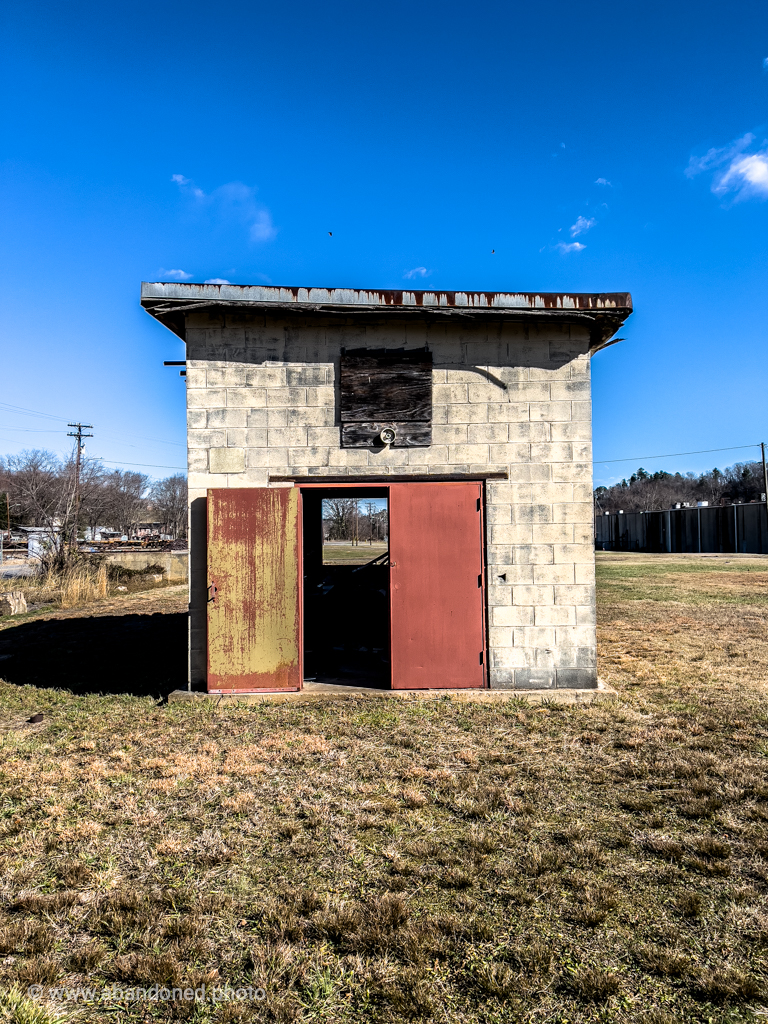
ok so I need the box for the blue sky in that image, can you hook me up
[1,0,766,485]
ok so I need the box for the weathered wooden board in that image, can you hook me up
[207,487,301,692]
[340,350,432,423]
[341,422,432,448]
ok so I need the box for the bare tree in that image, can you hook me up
[101,470,151,536]
[323,498,357,540]
[149,474,188,539]
[0,449,77,556]
[0,450,193,548]
[78,459,113,536]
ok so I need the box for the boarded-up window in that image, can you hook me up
[340,349,432,447]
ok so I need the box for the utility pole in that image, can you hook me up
[762,442,768,512]
[0,493,9,565]
[67,423,93,550]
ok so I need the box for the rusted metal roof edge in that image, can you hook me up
[143,299,631,321]
[141,281,632,312]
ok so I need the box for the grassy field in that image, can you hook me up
[0,554,767,1022]
[322,542,389,565]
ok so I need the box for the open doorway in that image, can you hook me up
[302,487,390,686]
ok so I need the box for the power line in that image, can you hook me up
[0,401,185,448]
[0,401,63,423]
[0,422,186,450]
[0,434,34,447]
[94,430,185,450]
[0,397,761,474]
[595,444,760,465]
[0,441,184,472]
[99,460,186,470]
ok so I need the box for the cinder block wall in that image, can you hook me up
[185,313,596,690]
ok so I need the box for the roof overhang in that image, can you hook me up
[140,282,632,351]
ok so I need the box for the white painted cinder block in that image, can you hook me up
[183,315,600,691]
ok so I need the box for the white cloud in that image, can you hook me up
[685,133,754,178]
[570,215,596,237]
[204,278,230,284]
[763,57,768,69]
[160,268,193,280]
[172,173,205,199]
[686,133,768,201]
[403,267,429,279]
[715,151,768,199]
[248,208,276,242]
[595,177,612,186]
[555,241,586,254]
[171,175,277,240]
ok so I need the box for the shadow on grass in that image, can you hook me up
[0,612,188,698]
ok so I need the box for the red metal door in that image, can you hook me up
[207,487,301,693]
[389,481,486,689]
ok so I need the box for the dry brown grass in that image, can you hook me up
[0,555,765,1021]
[0,583,187,637]
[59,562,109,608]
[0,559,176,618]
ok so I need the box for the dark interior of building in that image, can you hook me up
[301,488,390,686]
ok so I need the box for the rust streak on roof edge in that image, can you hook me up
[141,281,631,312]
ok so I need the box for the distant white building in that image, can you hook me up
[18,526,61,560]
[84,526,121,542]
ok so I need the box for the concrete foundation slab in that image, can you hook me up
[167,679,616,705]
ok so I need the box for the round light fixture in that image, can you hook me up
[379,427,396,445]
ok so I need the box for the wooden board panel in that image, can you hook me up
[389,482,486,689]
[341,422,432,448]
[207,487,301,692]
[340,350,432,423]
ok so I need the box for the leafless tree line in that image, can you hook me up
[0,449,187,540]
[323,499,389,543]
[594,461,766,514]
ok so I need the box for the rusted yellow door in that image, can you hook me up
[207,487,301,692]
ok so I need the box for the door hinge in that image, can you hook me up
[479,651,484,664]
[477,574,482,588]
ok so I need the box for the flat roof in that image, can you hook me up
[140,282,632,346]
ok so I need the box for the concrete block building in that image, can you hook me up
[141,283,632,694]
